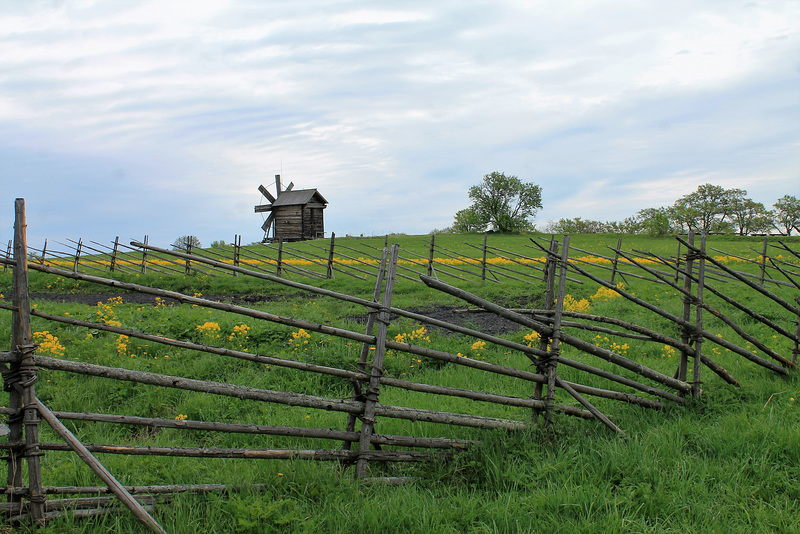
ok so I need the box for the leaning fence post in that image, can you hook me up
[759,235,769,285]
[327,232,336,279]
[534,239,558,406]
[610,237,622,284]
[110,236,120,273]
[355,244,399,480]
[73,238,83,274]
[40,239,47,265]
[185,237,193,275]
[233,234,241,276]
[6,198,45,521]
[674,241,682,283]
[342,248,389,453]
[141,235,148,274]
[793,298,799,366]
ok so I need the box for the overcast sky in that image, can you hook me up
[1,0,798,249]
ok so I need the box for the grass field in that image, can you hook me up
[1,232,799,533]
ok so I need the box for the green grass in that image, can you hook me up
[1,232,799,533]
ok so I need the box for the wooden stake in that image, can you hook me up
[327,232,336,279]
[34,399,167,534]
[356,245,399,479]
[481,233,488,281]
[760,235,768,285]
[692,233,706,399]
[427,234,435,278]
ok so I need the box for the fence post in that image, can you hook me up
[481,233,488,281]
[692,233,707,399]
[233,234,241,276]
[185,237,193,275]
[342,247,389,453]
[141,235,148,274]
[678,231,695,385]
[427,234,435,277]
[355,244,399,479]
[793,297,799,366]
[610,237,622,284]
[6,198,45,521]
[544,235,569,427]
[40,239,47,265]
[276,239,283,277]
[674,241,681,283]
[110,236,119,273]
[534,239,558,406]
[2,240,9,273]
[73,238,83,274]
[759,235,768,285]
[327,232,336,279]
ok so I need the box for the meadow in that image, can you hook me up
[1,232,799,533]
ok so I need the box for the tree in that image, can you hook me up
[671,184,741,234]
[172,236,202,251]
[773,195,800,236]
[455,172,543,233]
[636,207,673,237]
[729,197,771,236]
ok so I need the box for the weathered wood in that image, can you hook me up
[692,233,706,399]
[420,275,693,394]
[0,353,528,431]
[0,408,470,450]
[356,244,399,478]
[34,399,167,534]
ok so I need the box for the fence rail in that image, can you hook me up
[2,198,799,530]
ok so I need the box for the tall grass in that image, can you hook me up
[1,232,799,533]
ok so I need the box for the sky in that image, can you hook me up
[1,0,798,250]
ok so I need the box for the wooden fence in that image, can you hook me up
[1,198,799,530]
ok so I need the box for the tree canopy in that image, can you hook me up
[453,172,542,233]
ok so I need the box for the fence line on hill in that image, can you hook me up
[2,199,799,529]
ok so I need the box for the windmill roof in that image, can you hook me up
[271,189,328,207]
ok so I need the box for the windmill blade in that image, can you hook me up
[275,174,281,196]
[261,212,275,232]
[284,182,294,192]
[254,204,273,213]
[258,184,275,203]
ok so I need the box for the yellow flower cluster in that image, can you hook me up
[524,331,541,347]
[562,294,590,313]
[228,324,250,341]
[33,331,65,357]
[196,322,221,339]
[394,326,430,344]
[96,298,122,327]
[174,414,188,421]
[116,334,131,356]
[662,345,677,359]
[594,335,629,355]
[590,283,625,302]
[290,329,311,352]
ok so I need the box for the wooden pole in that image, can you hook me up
[793,299,799,366]
[427,234,435,278]
[34,399,167,534]
[2,240,9,273]
[234,234,241,276]
[110,237,119,273]
[72,238,82,274]
[760,235,769,285]
[326,232,336,279]
[6,198,45,521]
[674,240,681,283]
[277,238,283,277]
[356,245,399,479]
[481,233,488,281]
[678,231,695,384]
[534,240,557,404]
[692,233,706,399]
[545,236,569,427]
[40,238,47,265]
[344,248,388,451]
[610,237,622,284]
[141,236,148,274]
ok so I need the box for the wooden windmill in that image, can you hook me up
[255,174,328,242]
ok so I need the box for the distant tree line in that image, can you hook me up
[542,185,800,237]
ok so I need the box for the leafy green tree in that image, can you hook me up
[172,235,202,251]
[671,184,741,234]
[636,207,673,237]
[773,195,800,236]
[729,197,771,235]
[451,208,486,233]
[455,172,543,233]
